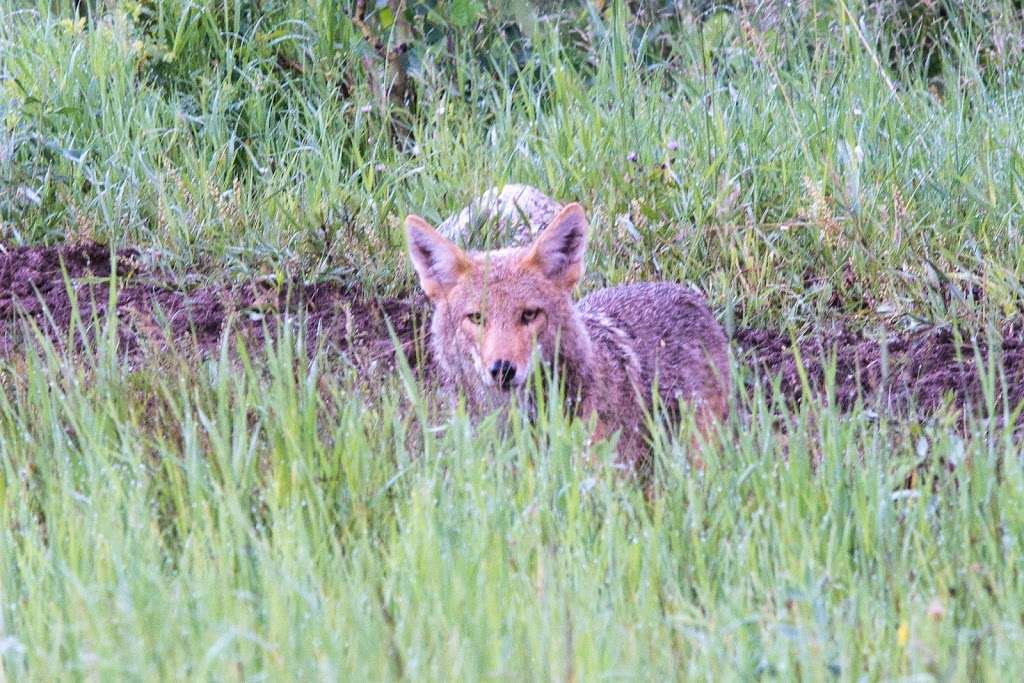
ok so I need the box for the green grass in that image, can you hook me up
[3,0,1024,679]
[4,0,1023,328]
[0,318,1016,680]
[2,323,1023,679]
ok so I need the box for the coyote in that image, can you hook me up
[405,189,729,468]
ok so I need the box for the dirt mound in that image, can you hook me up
[0,242,427,366]
[2,242,1022,416]
[734,326,1024,415]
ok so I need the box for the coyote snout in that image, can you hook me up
[488,360,517,389]
[405,190,730,470]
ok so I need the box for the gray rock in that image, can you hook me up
[438,184,563,248]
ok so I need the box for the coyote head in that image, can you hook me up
[405,203,590,399]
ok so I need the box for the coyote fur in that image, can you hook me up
[405,187,729,468]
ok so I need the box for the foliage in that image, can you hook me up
[1,311,1022,679]
[2,2,1024,677]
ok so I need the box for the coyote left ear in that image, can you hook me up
[405,214,473,301]
[524,203,589,289]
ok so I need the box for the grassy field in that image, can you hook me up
[3,0,1024,679]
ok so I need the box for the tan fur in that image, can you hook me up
[405,196,729,470]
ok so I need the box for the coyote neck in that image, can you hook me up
[554,308,644,422]
[549,311,597,413]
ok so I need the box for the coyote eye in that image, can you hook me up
[465,311,483,325]
[520,308,541,325]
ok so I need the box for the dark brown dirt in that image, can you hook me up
[0,241,428,368]
[3,241,1023,416]
[733,325,1024,415]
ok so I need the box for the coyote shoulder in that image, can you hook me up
[405,188,729,467]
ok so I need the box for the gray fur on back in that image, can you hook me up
[579,283,730,416]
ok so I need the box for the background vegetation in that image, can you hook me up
[4,0,1024,329]
[2,1,1024,679]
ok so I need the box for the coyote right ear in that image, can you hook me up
[405,215,472,301]
[523,203,589,290]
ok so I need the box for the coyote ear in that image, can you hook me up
[524,203,589,289]
[405,214,472,301]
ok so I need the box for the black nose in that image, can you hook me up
[489,360,517,389]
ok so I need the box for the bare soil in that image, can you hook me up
[3,242,1022,416]
[0,241,427,368]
